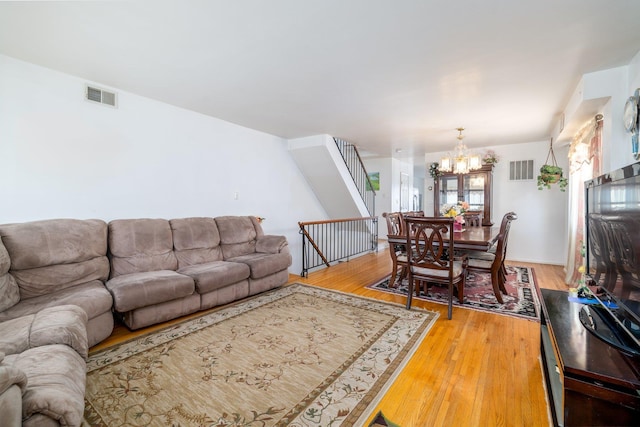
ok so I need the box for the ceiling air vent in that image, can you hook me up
[85,85,117,107]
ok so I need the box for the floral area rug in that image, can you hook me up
[368,266,540,321]
[83,283,438,426]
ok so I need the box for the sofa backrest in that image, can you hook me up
[108,219,177,278]
[215,216,264,259]
[0,219,109,299]
[170,217,223,268]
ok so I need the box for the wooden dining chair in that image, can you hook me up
[382,212,408,288]
[463,211,482,227]
[466,212,517,303]
[404,216,468,319]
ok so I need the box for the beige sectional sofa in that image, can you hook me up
[0,215,291,426]
[0,219,114,348]
[106,216,291,330]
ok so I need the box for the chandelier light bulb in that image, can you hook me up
[440,127,481,175]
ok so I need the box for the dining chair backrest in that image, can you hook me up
[464,211,482,227]
[382,212,411,288]
[404,216,466,319]
[493,212,517,268]
[405,216,454,274]
[382,212,404,237]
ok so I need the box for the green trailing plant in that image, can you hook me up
[537,139,568,191]
[537,164,568,191]
[429,162,442,179]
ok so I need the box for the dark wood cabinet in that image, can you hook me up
[539,289,640,426]
[433,164,493,225]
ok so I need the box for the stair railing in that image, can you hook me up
[299,216,378,277]
[333,138,376,216]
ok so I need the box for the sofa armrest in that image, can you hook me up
[0,352,27,395]
[0,351,27,427]
[0,305,88,360]
[256,235,288,254]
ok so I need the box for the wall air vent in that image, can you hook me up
[509,160,534,181]
[85,85,117,108]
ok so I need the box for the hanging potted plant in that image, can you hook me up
[537,139,568,191]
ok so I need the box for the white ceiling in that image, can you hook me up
[1,1,640,164]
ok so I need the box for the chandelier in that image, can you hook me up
[439,127,481,174]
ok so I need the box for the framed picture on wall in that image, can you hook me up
[367,172,380,191]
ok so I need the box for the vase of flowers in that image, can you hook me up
[482,150,499,165]
[440,201,469,231]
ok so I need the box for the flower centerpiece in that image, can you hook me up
[440,201,469,231]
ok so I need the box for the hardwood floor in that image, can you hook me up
[91,249,568,426]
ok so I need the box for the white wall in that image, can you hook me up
[0,54,327,275]
[557,53,640,174]
[363,157,414,238]
[363,157,392,237]
[425,141,569,265]
[288,135,367,218]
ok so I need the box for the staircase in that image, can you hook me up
[288,134,375,218]
[289,134,378,275]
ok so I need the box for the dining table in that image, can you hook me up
[387,225,499,252]
[384,224,500,291]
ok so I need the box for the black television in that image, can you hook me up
[583,161,640,358]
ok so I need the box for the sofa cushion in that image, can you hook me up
[0,219,109,298]
[10,257,110,300]
[109,219,178,278]
[106,270,195,312]
[0,219,107,270]
[227,252,292,279]
[170,217,223,268]
[0,306,88,360]
[4,344,85,427]
[178,261,250,294]
[216,216,262,259]
[0,281,113,324]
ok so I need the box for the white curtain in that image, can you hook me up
[564,115,603,284]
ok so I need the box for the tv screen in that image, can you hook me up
[585,162,640,354]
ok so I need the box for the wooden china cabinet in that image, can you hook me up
[433,164,494,226]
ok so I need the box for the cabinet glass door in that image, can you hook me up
[433,164,493,225]
[463,174,485,211]
[438,176,460,211]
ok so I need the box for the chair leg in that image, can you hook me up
[447,282,453,319]
[457,277,465,303]
[400,266,408,281]
[406,275,414,310]
[389,263,398,288]
[491,270,504,304]
[498,269,507,294]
